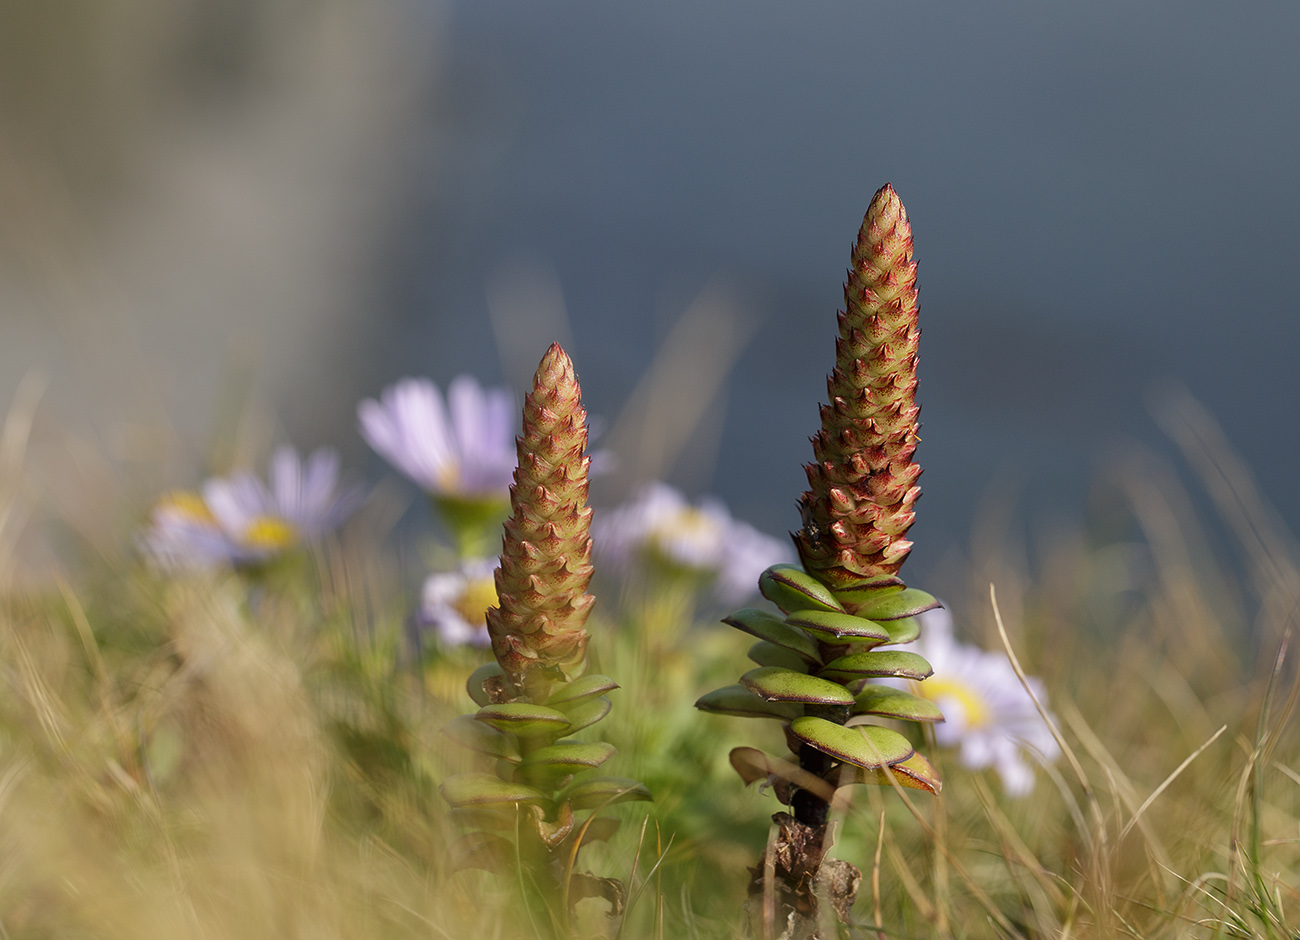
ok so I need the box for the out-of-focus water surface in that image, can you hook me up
[4,0,1300,580]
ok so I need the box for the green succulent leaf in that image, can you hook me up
[740,667,855,705]
[834,574,906,592]
[851,686,944,722]
[561,695,612,733]
[560,776,653,810]
[441,714,521,762]
[829,751,942,794]
[788,716,913,769]
[567,816,621,849]
[818,650,933,681]
[547,674,620,708]
[842,587,940,621]
[748,640,815,671]
[834,617,921,653]
[785,609,890,641]
[440,772,550,808]
[450,831,515,872]
[466,662,509,708]
[475,703,572,738]
[695,684,803,720]
[881,616,921,644]
[759,565,846,615]
[518,741,617,787]
[722,608,822,661]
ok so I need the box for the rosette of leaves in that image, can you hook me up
[696,185,943,937]
[438,344,650,933]
[696,565,943,923]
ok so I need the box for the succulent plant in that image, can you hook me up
[697,186,942,938]
[439,344,651,932]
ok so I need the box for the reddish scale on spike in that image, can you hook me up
[486,343,596,699]
[797,184,923,593]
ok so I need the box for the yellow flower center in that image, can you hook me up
[666,506,710,536]
[651,508,719,554]
[919,677,991,729]
[159,491,215,524]
[452,575,499,626]
[242,516,299,551]
[436,461,462,493]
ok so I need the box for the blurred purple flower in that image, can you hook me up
[358,376,517,499]
[143,447,362,568]
[593,482,791,603]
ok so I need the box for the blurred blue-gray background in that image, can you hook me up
[4,0,1299,581]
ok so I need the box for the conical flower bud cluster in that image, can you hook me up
[487,343,596,697]
[797,184,923,589]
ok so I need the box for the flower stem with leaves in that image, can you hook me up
[439,343,651,936]
[697,185,944,939]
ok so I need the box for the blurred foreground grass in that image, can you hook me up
[0,391,1297,940]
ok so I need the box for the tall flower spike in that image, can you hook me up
[487,343,595,699]
[797,183,923,589]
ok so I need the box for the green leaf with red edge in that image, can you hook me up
[695,684,802,720]
[841,587,940,621]
[723,608,821,661]
[759,565,846,614]
[440,772,550,808]
[547,674,619,707]
[882,616,922,644]
[564,815,621,851]
[851,686,944,722]
[835,616,920,653]
[518,741,617,787]
[818,650,933,681]
[442,714,521,761]
[834,574,906,592]
[748,640,814,671]
[828,751,942,794]
[785,610,890,641]
[788,716,913,769]
[475,703,571,737]
[450,831,515,872]
[560,695,612,733]
[740,667,855,705]
[559,776,652,810]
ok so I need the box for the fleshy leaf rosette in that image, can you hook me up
[440,344,650,929]
[797,183,922,592]
[487,343,596,700]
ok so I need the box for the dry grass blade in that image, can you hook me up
[990,584,1088,797]
[872,809,886,940]
[865,760,1027,939]
[1120,724,1227,841]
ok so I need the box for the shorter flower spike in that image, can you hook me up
[797,183,923,588]
[487,343,595,698]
